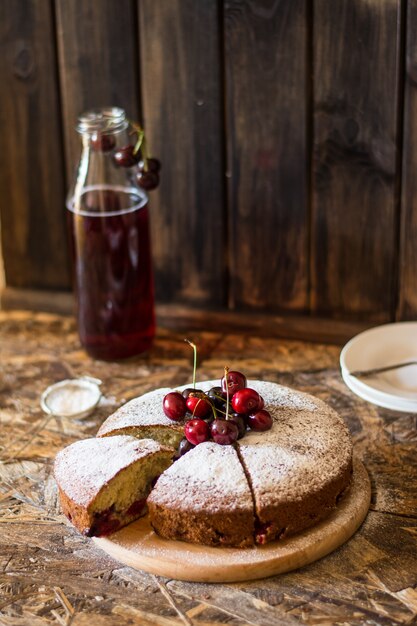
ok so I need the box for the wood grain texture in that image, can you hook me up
[0,311,416,625]
[0,288,373,344]
[398,0,417,320]
[224,0,309,312]
[139,0,225,307]
[0,0,69,290]
[55,0,140,180]
[311,0,402,320]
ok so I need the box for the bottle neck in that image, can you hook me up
[76,107,128,137]
[68,107,148,209]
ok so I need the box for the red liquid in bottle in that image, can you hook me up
[67,186,155,360]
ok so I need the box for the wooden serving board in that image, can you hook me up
[94,459,370,583]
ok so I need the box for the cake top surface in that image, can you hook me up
[235,381,352,502]
[97,388,181,435]
[95,379,352,513]
[148,441,253,513]
[157,380,352,507]
[54,436,165,508]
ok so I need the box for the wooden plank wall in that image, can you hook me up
[0,0,414,328]
[0,0,69,290]
[139,0,225,307]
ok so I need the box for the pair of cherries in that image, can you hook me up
[163,369,273,449]
[90,127,161,191]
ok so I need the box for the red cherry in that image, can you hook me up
[136,170,159,190]
[221,370,247,396]
[230,414,247,439]
[139,157,161,173]
[126,497,147,516]
[175,437,195,458]
[186,393,212,418]
[113,145,140,167]
[148,157,161,172]
[231,388,261,415]
[257,395,265,410]
[184,418,210,445]
[162,392,187,421]
[247,409,273,431]
[182,387,201,399]
[210,419,239,445]
[208,386,227,409]
[91,133,115,152]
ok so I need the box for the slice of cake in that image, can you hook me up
[97,388,184,448]
[236,381,353,544]
[147,441,255,547]
[54,436,173,537]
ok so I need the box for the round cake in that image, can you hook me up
[96,380,353,547]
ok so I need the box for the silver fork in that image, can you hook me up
[348,360,417,378]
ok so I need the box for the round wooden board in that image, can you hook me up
[94,459,370,583]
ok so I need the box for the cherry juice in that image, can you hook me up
[67,185,155,360]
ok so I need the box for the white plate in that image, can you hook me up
[340,322,417,412]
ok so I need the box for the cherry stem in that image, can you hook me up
[185,339,197,388]
[224,366,230,420]
[129,120,150,168]
[192,397,202,419]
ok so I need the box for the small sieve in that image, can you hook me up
[40,377,102,419]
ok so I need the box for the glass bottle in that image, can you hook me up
[66,107,155,360]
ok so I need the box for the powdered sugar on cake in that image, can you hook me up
[54,436,163,507]
[98,388,180,434]
[149,442,252,512]
[237,381,352,502]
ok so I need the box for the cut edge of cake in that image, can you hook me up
[54,435,174,537]
[147,441,256,548]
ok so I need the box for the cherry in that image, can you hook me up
[147,157,161,172]
[182,387,201,399]
[255,521,273,545]
[258,395,265,410]
[186,393,212,418]
[176,437,195,458]
[88,517,121,537]
[162,392,187,421]
[91,133,115,152]
[113,145,140,167]
[208,386,227,409]
[210,419,239,445]
[221,370,247,396]
[88,506,120,537]
[230,414,247,439]
[127,498,147,516]
[247,409,273,431]
[184,418,210,445]
[139,158,161,173]
[137,170,159,190]
[231,388,261,415]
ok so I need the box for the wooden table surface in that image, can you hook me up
[0,310,416,626]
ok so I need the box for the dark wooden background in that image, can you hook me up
[0,0,416,338]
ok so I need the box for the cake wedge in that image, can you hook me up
[147,441,255,547]
[54,435,173,537]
